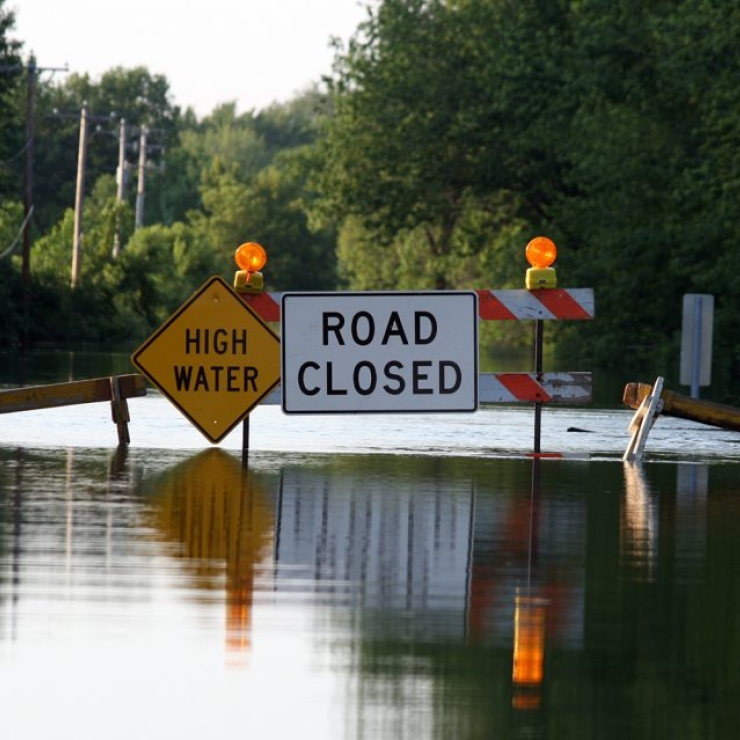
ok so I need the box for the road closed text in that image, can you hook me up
[297,359,463,397]
[281,292,478,414]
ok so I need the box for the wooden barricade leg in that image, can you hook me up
[110,376,131,447]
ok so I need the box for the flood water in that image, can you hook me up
[2,353,740,739]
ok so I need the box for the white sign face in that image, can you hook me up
[680,293,714,388]
[281,291,478,414]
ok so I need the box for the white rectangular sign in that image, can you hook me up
[680,293,714,390]
[281,291,479,414]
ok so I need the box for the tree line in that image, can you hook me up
[1,0,739,388]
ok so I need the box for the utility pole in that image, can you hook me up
[112,118,127,258]
[22,58,35,285]
[135,125,148,230]
[71,103,88,289]
[59,103,117,288]
[0,57,66,282]
[1,57,67,347]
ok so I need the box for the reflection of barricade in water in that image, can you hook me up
[273,459,584,659]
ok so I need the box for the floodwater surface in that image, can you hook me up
[1,353,740,738]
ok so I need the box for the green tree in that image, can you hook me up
[317,0,740,380]
[242,150,337,291]
[184,93,337,291]
[654,0,740,369]
[0,0,23,199]
[254,87,327,154]
[314,0,572,288]
[192,149,336,291]
[337,191,528,293]
[548,0,740,376]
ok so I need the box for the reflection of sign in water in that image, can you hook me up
[132,276,281,442]
[275,466,474,635]
[146,449,275,653]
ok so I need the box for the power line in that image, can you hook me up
[0,133,30,166]
[0,205,34,260]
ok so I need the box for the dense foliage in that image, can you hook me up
[1,0,739,387]
[314,0,740,378]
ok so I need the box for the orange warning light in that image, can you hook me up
[525,236,557,289]
[525,237,557,269]
[234,242,267,293]
[235,242,267,272]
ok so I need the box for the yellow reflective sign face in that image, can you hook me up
[131,276,280,443]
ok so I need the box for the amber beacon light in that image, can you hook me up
[234,241,268,293]
[525,236,557,290]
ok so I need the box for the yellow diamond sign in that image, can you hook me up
[131,276,280,443]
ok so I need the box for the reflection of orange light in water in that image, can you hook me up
[512,594,546,709]
[513,691,542,711]
[227,587,253,653]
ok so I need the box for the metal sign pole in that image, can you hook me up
[533,319,544,454]
[241,416,250,465]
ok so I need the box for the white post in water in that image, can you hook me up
[680,294,714,399]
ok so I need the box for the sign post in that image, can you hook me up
[281,291,478,414]
[132,276,281,443]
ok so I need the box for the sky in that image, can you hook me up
[10,0,370,117]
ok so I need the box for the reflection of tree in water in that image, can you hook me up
[145,449,275,654]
